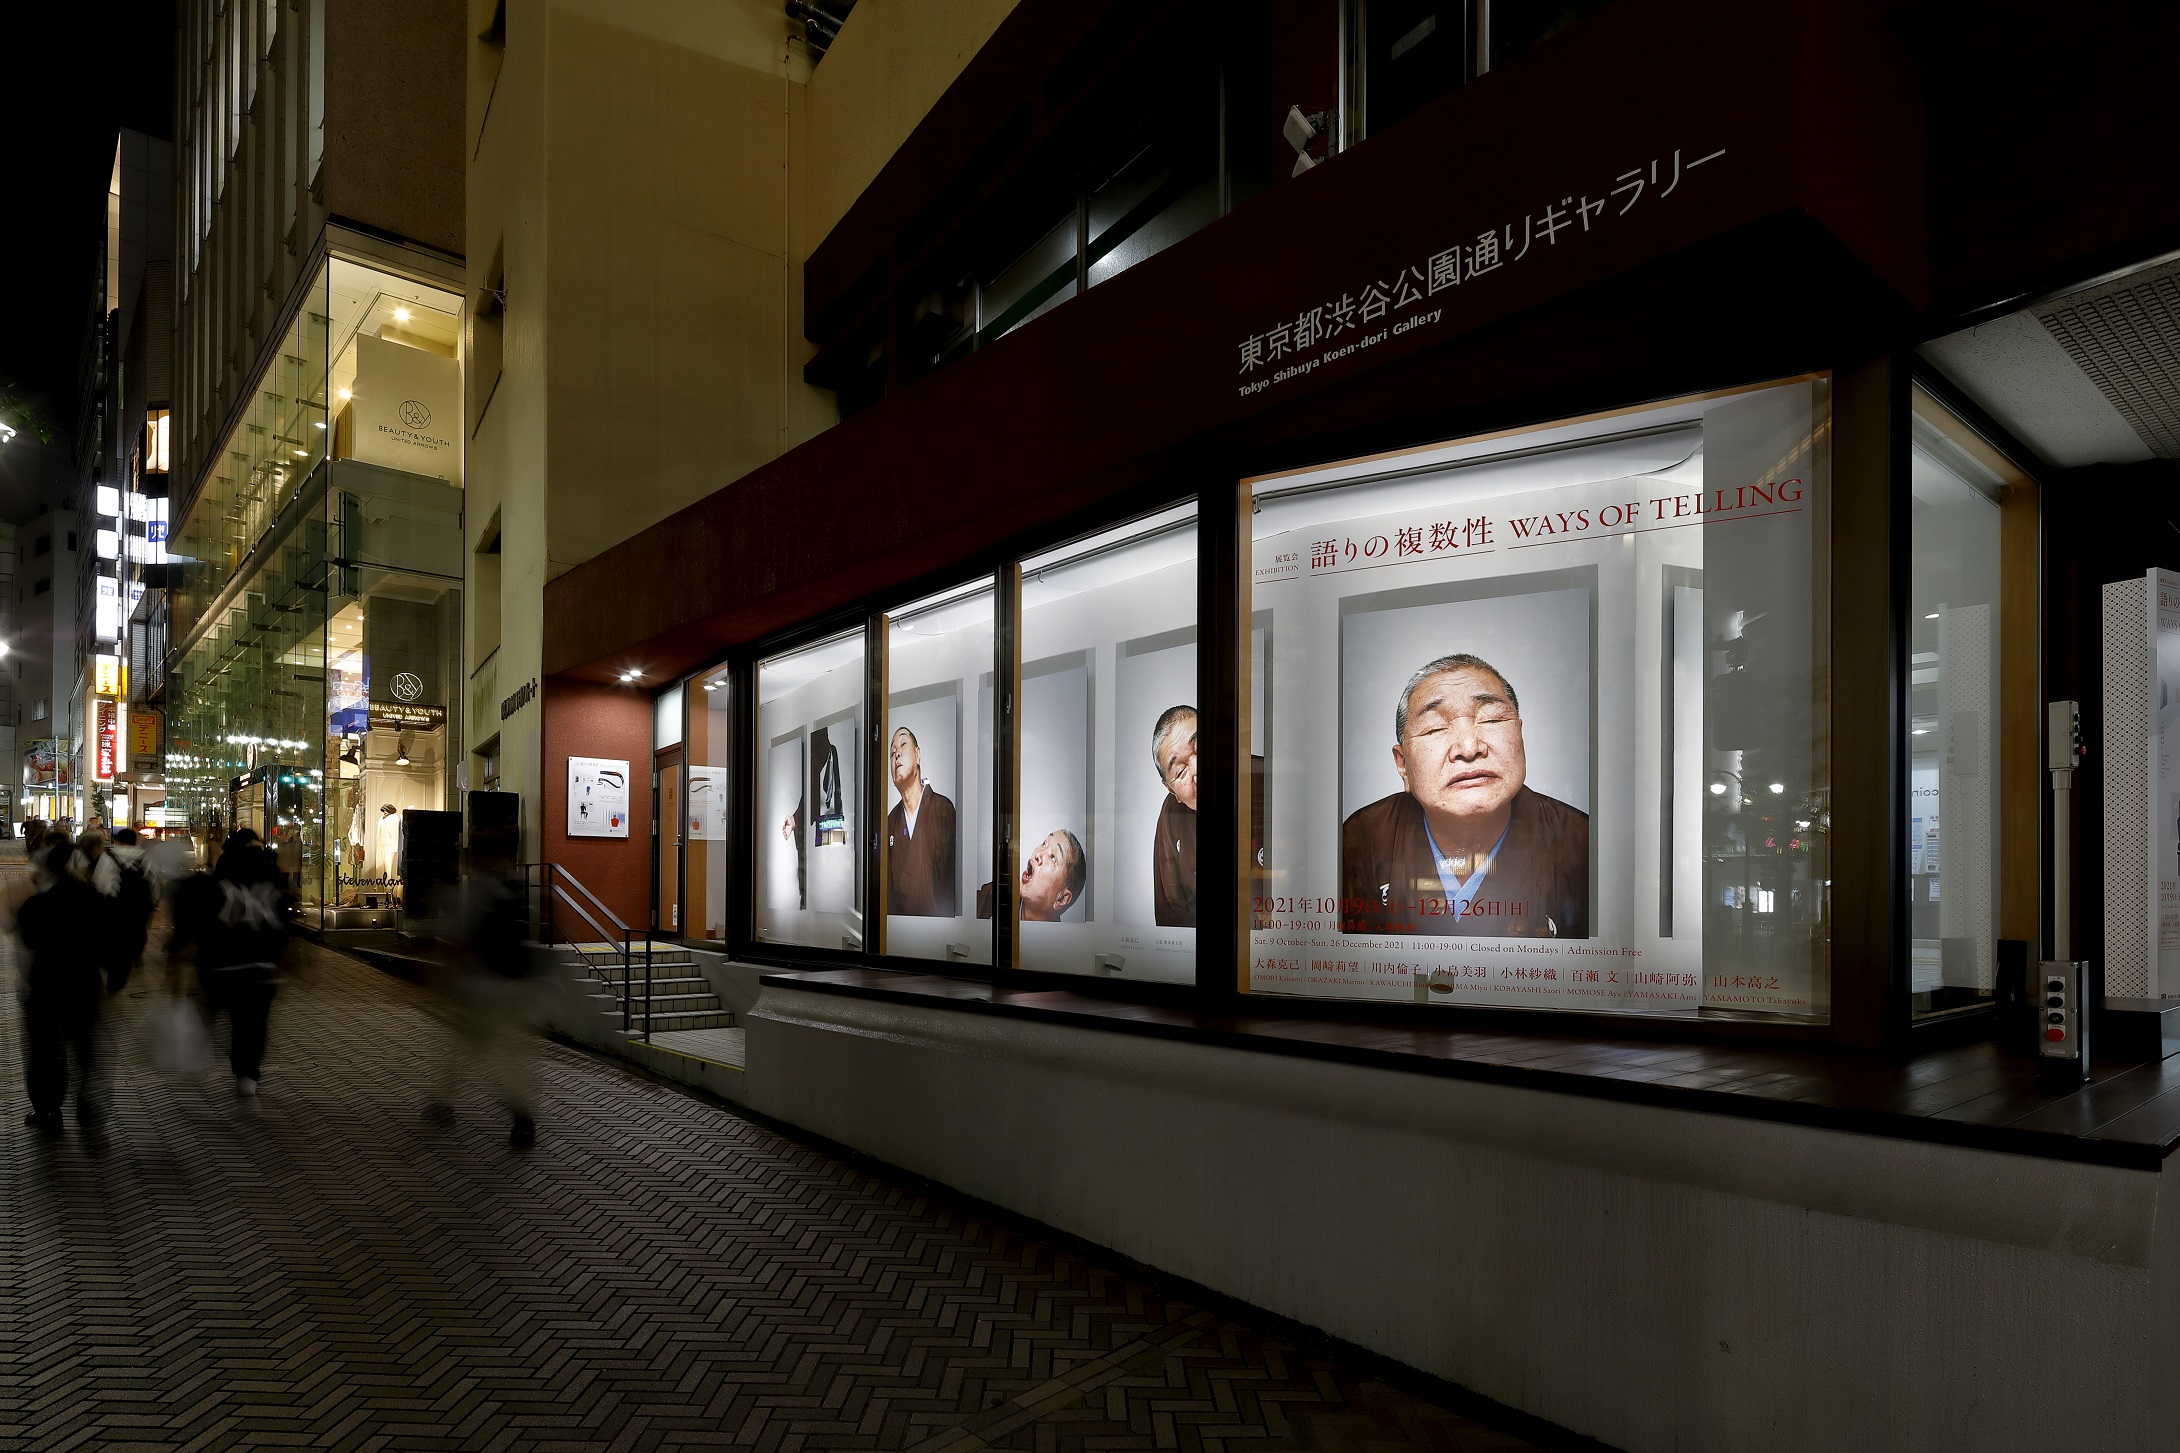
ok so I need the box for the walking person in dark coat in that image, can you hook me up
[17,841,109,1133]
[100,828,158,994]
[165,830,293,1096]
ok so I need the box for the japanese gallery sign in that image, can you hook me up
[1236,146,1726,402]
[1247,380,1827,1018]
[567,756,631,839]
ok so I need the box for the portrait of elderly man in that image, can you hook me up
[1340,653,1588,937]
[884,727,959,916]
[1018,828,1086,923]
[1149,705,1198,926]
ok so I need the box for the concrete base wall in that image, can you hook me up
[705,982,2180,1453]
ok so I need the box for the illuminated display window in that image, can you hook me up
[1243,379,1832,1021]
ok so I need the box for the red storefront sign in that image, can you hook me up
[96,700,117,781]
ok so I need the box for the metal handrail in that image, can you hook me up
[521,861,657,1040]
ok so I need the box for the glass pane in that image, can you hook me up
[324,571,463,922]
[1085,137,1218,291]
[1363,0,1472,137]
[688,666,733,945]
[979,210,1077,346]
[883,579,997,966]
[1907,400,2008,1016]
[1246,379,1830,1019]
[1487,0,1610,70]
[757,631,866,950]
[1014,504,1198,982]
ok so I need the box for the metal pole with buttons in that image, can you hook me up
[2041,700,2091,1080]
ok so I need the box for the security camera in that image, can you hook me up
[1284,106,1329,177]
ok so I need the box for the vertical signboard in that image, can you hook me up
[96,700,118,782]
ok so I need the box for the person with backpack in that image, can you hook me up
[101,828,158,993]
[16,840,109,1133]
[165,830,293,1096]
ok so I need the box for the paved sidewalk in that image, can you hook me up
[1,930,1546,1452]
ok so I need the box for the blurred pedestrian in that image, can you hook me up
[17,840,108,1133]
[423,873,544,1148]
[165,830,292,1097]
[100,828,158,994]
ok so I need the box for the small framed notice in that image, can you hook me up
[567,756,632,838]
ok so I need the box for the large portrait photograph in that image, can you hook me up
[1339,568,1595,939]
[1115,628,1196,929]
[1017,651,1092,924]
[884,686,962,920]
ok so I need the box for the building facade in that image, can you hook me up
[165,0,466,922]
[500,0,2180,1447]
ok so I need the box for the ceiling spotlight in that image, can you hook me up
[1708,782,1726,795]
[1912,728,1929,736]
[313,420,327,429]
[338,387,352,400]
[1769,782,1786,794]
[1924,612,1939,620]
[393,307,411,322]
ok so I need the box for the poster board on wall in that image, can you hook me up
[567,756,631,838]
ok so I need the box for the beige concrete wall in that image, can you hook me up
[468,0,1025,854]
[327,0,467,258]
[542,2,801,576]
[467,0,551,852]
[801,0,1024,248]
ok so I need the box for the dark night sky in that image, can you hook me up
[0,1,173,521]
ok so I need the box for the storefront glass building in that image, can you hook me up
[166,255,464,928]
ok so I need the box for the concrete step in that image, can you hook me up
[627,1008,737,1032]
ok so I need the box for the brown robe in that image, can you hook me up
[1151,793,1197,926]
[886,788,958,916]
[1340,785,1589,937]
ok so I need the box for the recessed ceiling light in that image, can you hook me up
[337,387,352,400]
[394,307,411,322]
[1708,783,1726,795]
[1924,612,1939,620]
[1769,782,1785,794]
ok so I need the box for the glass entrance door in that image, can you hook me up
[655,745,684,934]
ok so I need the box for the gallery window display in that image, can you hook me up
[1244,379,1831,1019]
[1015,504,1199,983]
[757,630,866,950]
[881,578,996,965]
[687,666,733,944]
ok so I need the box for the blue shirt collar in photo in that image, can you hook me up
[1423,814,1513,912]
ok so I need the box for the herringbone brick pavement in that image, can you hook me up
[0,915,1547,1453]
